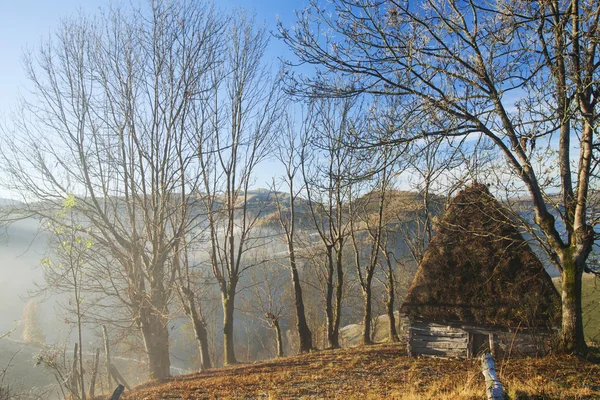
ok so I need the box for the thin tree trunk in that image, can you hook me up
[190,312,212,371]
[222,289,237,365]
[181,285,212,371]
[325,247,336,349]
[75,295,85,399]
[362,282,373,345]
[273,319,284,357]
[288,246,312,353]
[386,277,399,342]
[560,252,586,353]
[331,246,344,349]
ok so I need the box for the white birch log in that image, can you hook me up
[481,352,506,400]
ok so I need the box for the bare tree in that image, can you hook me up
[41,199,94,399]
[197,14,283,365]
[272,110,314,353]
[279,0,600,353]
[172,235,213,372]
[0,1,225,379]
[301,97,357,349]
[240,261,288,358]
[349,143,399,345]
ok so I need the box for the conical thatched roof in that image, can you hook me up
[400,184,560,328]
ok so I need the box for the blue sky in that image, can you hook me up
[0,0,307,191]
[0,0,302,120]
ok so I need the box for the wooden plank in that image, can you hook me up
[412,339,469,348]
[467,332,473,359]
[412,347,466,357]
[410,325,465,334]
[408,330,467,338]
[412,341,468,350]
[489,334,496,358]
[412,339,468,348]
[412,338,469,348]
[412,333,468,341]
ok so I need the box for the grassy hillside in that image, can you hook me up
[122,343,600,399]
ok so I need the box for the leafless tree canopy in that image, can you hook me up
[280,0,599,353]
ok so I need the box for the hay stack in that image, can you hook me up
[400,183,560,328]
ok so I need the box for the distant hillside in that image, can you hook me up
[0,198,24,207]
[255,188,445,231]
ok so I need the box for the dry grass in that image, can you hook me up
[121,343,600,399]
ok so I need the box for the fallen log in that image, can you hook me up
[481,352,505,400]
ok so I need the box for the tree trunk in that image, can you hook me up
[325,247,336,349]
[560,253,586,353]
[75,291,86,400]
[361,283,373,345]
[386,282,399,343]
[222,290,237,365]
[140,313,170,380]
[181,285,212,371]
[331,246,344,349]
[190,313,212,371]
[273,319,284,357]
[288,248,312,353]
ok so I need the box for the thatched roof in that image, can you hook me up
[400,184,560,328]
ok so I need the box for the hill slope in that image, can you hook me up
[123,343,600,399]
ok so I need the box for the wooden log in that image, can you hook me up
[409,330,467,338]
[481,353,506,400]
[110,364,131,390]
[103,325,112,389]
[412,341,468,350]
[411,322,465,333]
[411,347,466,357]
[89,348,100,399]
[411,325,464,333]
[411,335,469,344]
[109,384,125,400]
[489,334,496,357]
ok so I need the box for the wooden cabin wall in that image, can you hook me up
[407,321,469,357]
[405,319,554,358]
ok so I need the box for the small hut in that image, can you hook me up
[400,184,560,358]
